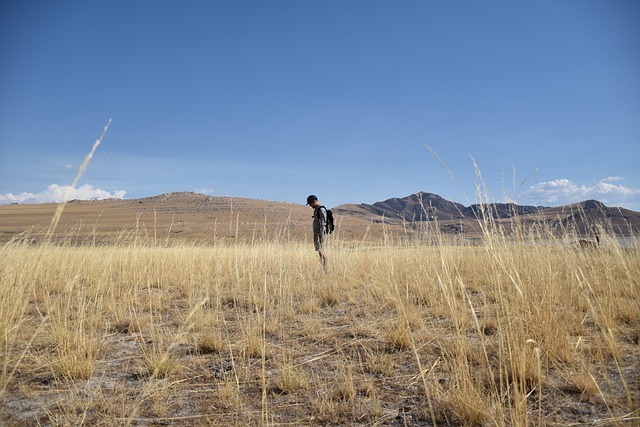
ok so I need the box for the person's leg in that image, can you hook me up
[318,250,327,269]
[314,235,327,269]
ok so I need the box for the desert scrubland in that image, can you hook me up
[1,220,639,426]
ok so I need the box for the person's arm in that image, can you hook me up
[318,207,327,239]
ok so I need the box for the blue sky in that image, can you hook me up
[1,1,639,210]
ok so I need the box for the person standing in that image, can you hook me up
[306,194,327,269]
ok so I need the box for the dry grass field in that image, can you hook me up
[1,202,639,426]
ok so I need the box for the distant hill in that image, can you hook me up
[463,203,543,219]
[0,192,389,243]
[334,192,640,236]
[371,192,467,221]
[530,199,640,236]
[1,191,639,243]
[333,192,543,222]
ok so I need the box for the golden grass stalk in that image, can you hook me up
[46,119,112,241]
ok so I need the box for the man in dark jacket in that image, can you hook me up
[306,194,327,269]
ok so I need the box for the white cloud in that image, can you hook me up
[46,163,74,173]
[601,176,624,183]
[194,188,214,195]
[0,184,127,204]
[523,177,640,209]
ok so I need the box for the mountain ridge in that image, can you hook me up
[334,191,546,222]
[1,191,639,242]
[333,192,640,236]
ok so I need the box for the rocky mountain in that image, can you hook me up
[371,192,467,221]
[532,199,640,235]
[334,192,544,222]
[333,192,640,236]
[462,203,543,219]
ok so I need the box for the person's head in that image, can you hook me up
[306,194,319,208]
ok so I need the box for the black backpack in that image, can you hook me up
[318,205,335,234]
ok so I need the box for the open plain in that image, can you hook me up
[1,193,639,426]
[0,192,411,245]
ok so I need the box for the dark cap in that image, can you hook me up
[306,195,317,205]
